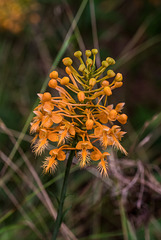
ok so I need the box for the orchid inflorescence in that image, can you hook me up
[30,49,128,177]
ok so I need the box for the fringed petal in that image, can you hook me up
[97,159,108,177]
[42,157,58,174]
[78,149,90,168]
[33,138,48,155]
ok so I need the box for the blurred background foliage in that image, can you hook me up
[0,0,161,239]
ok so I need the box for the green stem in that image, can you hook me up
[52,147,76,240]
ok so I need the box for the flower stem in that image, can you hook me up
[52,147,75,240]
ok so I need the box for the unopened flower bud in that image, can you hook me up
[117,114,128,124]
[114,82,123,88]
[86,58,93,66]
[102,60,109,68]
[78,64,85,72]
[107,70,115,77]
[86,119,94,130]
[104,86,112,96]
[49,71,58,79]
[60,77,70,85]
[102,80,109,86]
[48,79,57,88]
[42,92,51,101]
[115,73,123,82]
[62,57,73,66]
[106,57,115,65]
[89,78,96,87]
[109,110,117,121]
[65,67,71,75]
[77,91,85,102]
[85,50,91,57]
[92,49,98,55]
[74,51,82,58]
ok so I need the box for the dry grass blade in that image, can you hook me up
[0,124,32,143]
[1,182,44,240]
[32,28,52,75]
[63,0,86,53]
[115,34,161,69]
[119,15,153,57]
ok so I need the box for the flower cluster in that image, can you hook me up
[30,49,128,177]
[0,0,40,34]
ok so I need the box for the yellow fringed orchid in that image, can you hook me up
[30,49,128,176]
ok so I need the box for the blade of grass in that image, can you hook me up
[0,151,50,235]
[119,196,128,240]
[1,183,44,240]
[63,0,86,53]
[127,220,137,240]
[90,0,101,66]
[0,209,15,224]
[115,34,161,69]
[79,231,122,239]
[119,15,153,57]
[0,224,25,235]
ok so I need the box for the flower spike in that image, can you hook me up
[30,49,128,176]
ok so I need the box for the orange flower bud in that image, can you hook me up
[65,67,71,75]
[115,73,123,82]
[78,91,85,102]
[109,109,117,121]
[89,78,96,87]
[102,80,109,87]
[117,114,128,124]
[60,77,70,85]
[62,57,73,66]
[103,86,112,96]
[49,71,58,79]
[86,119,94,130]
[48,79,57,88]
[42,92,51,101]
[114,82,123,88]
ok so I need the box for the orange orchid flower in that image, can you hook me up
[30,49,128,176]
[43,147,66,173]
[76,140,93,167]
